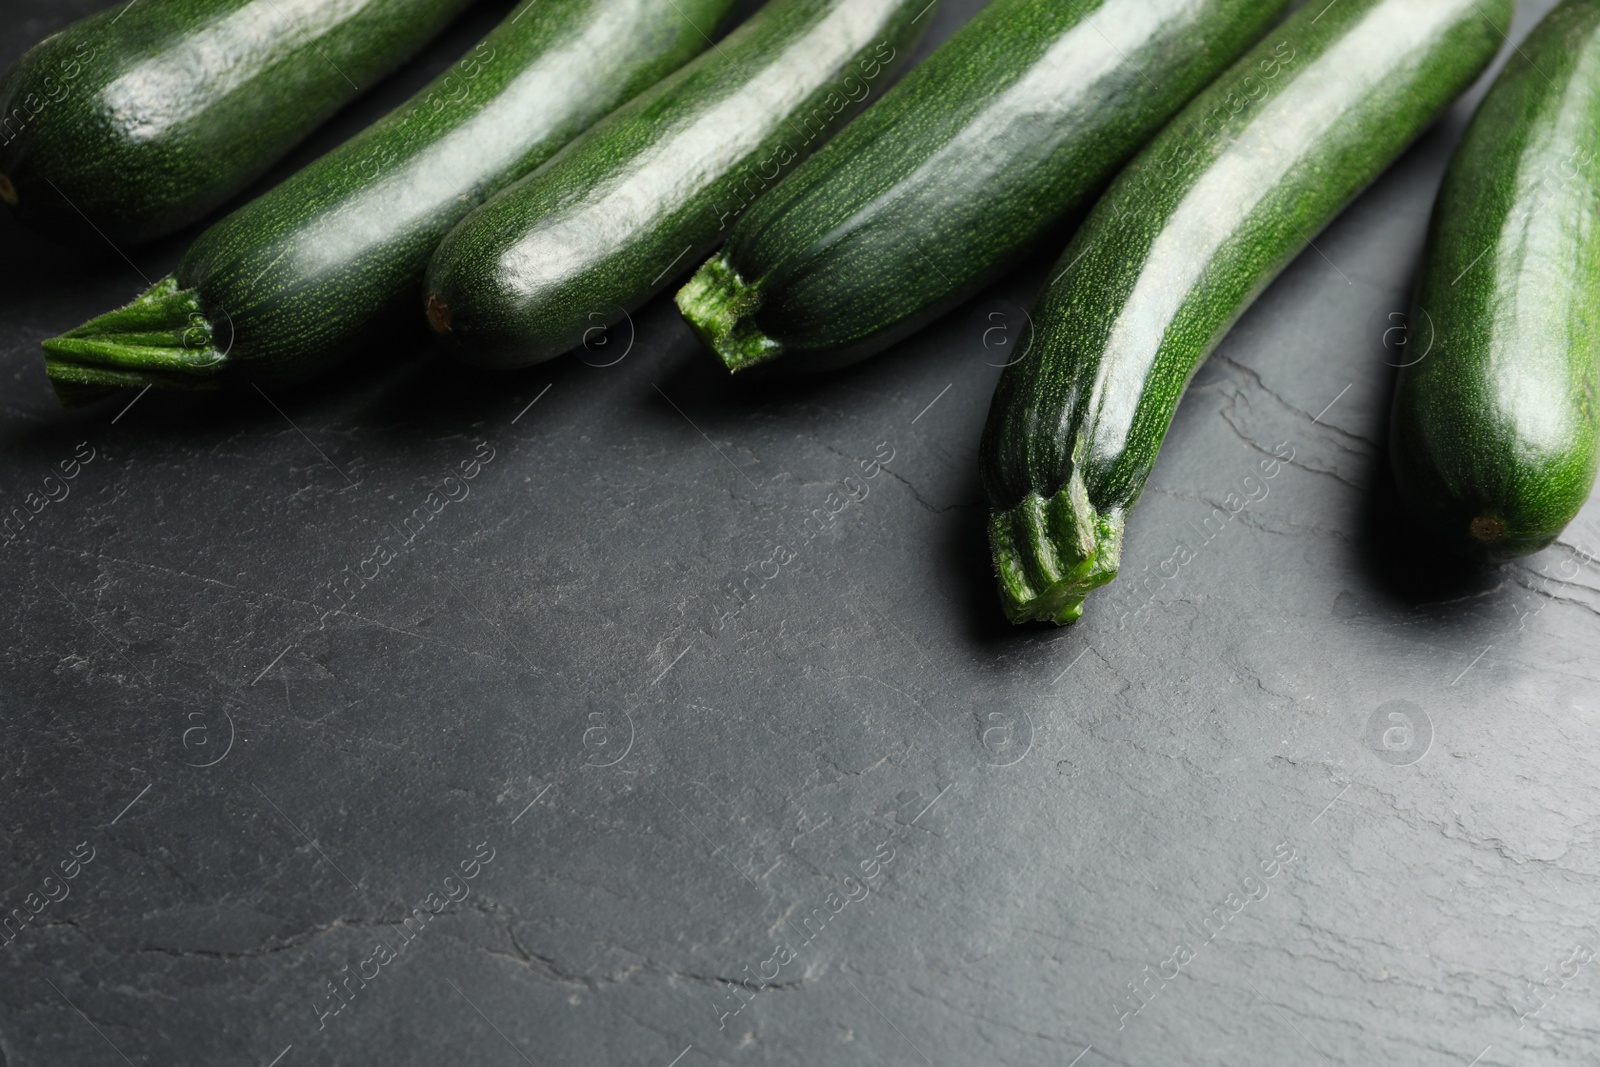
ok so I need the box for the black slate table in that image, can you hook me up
[4,1,1598,1064]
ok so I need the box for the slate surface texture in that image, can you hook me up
[3,0,1598,1065]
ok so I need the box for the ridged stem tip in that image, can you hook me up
[675,254,783,373]
[990,472,1123,625]
[41,275,229,404]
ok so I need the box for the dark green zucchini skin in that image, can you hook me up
[42,0,739,402]
[424,0,933,369]
[0,0,478,245]
[979,0,1511,625]
[1391,0,1600,562]
[676,0,1295,375]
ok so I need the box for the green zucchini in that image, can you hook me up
[0,0,478,245]
[423,0,933,368]
[1391,0,1600,562]
[42,0,739,403]
[676,0,1295,374]
[979,0,1510,625]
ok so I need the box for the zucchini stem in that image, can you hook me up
[42,275,229,403]
[989,472,1123,624]
[676,255,783,373]
[0,173,16,207]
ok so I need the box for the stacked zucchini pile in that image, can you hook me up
[5,0,1594,624]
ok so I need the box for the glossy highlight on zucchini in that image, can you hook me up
[676,0,1294,375]
[42,0,739,404]
[424,0,934,369]
[979,0,1511,625]
[1391,0,1600,561]
[0,0,478,245]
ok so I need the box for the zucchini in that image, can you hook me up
[424,0,933,368]
[1391,0,1600,562]
[979,0,1510,625]
[676,0,1295,374]
[42,0,739,403]
[0,0,478,245]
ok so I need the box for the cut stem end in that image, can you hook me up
[990,474,1123,625]
[676,255,782,374]
[41,275,228,404]
[0,172,16,207]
